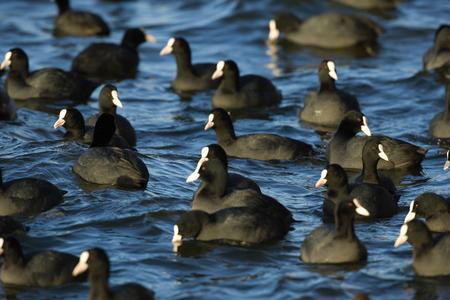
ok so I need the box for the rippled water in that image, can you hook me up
[0,0,449,299]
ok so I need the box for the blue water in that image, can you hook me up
[0,0,449,299]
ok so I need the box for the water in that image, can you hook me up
[0,0,449,299]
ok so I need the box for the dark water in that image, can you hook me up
[0,0,449,299]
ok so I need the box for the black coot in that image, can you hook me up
[327,111,427,169]
[0,237,83,287]
[53,107,131,149]
[429,84,450,139]
[172,207,290,246]
[404,192,450,233]
[0,48,97,101]
[71,28,155,81]
[160,37,219,93]
[268,12,382,49]
[299,60,361,130]
[73,113,148,189]
[86,84,137,146]
[394,219,450,277]
[0,168,65,216]
[186,155,292,229]
[72,248,154,299]
[211,60,282,109]
[53,0,110,37]
[205,108,313,161]
[300,198,369,263]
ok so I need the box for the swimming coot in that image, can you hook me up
[0,168,65,216]
[0,237,83,287]
[268,12,382,49]
[211,60,282,109]
[186,155,292,227]
[172,207,290,246]
[86,84,137,146]
[73,248,154,299]
[73,113,148,189]
[327,111,426,169]
[394,219,450,277]
[71,28,155,81]
[160,37,219,93]
[300,198,369,263]
[0,48,97,101]
[53,0,110,37]
[204,108,313,161]
[299,60,361,130]
[53,108,132,149]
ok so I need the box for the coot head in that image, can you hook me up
[0,236,23,261]
[98,84,123,114]
[362,138,389,162]
[204,108,233,131]
[202,144,228,170]
[394,219,432,248]
[315,164,349,189]
[0,48,29,75]
[404,192,449,222]
[434,25,450,49]
[337,111,372,137]
[160,37,191,57]
[53,108,85,132]
[90,113,116,147]
[268,13,301,41]
[172,211,210,242]
[211,60,239,80]
[121,28,155,49]
[319,60,338,82]
[54,0,70,14]
[72,248,109,277]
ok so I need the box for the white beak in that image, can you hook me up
[212,61,225,80]
[360,116,372,136]
[186,157,208,183]
[353,198,370,216]
[444,151,450,170]
[378,144,389,161]
[204,114,214,131]
[315,169,328,188]
[394,224,408,248]
[53,118,65,129]
[0,238,4,255]
[0,51,12,70]
[268,20,280,41]
[327,61,338,81]
[72,251,89,276]
[160,37,175,56]
[111,90,123,108]
[172,225,183,243]
[404,201,416,223]
[145,34,156,43]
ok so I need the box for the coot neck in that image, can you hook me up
[100,106,117,115]
[218,69,239,93]
[214,120,237,145]
[3,249,25,269]
[197,168,228,198]
[335,211,355,240]
[410,230,433,256]
[319,78,337,92]
[174,48,194,76]
[361,153,381,184]
[88,272,111,300]
[334,123,357,142]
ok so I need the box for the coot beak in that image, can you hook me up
[268,20,280,41]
